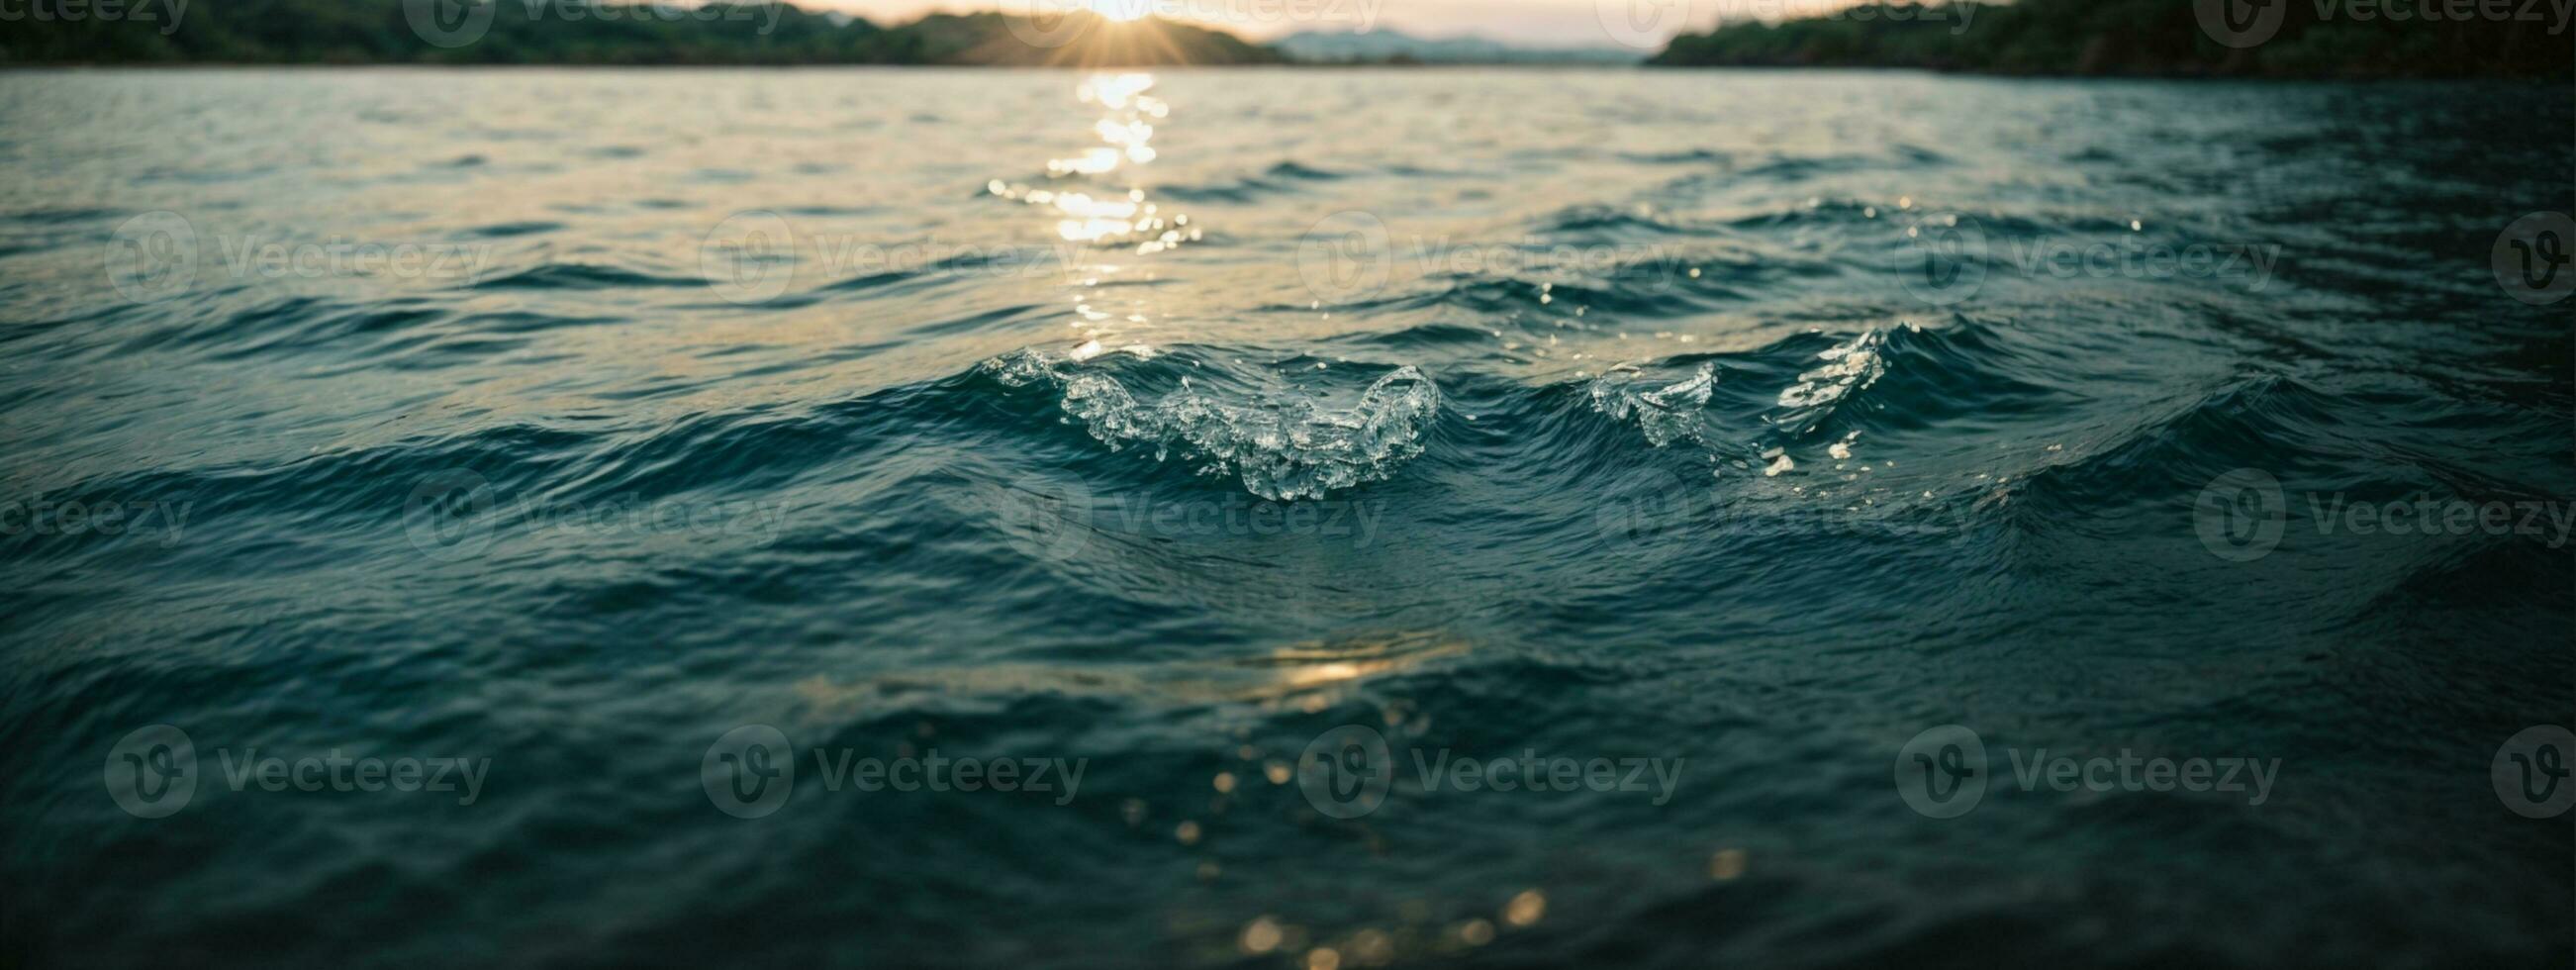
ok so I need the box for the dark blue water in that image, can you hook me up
[1,67,2571,968]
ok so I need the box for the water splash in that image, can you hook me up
[988,349,1442,501]
[1773,327,1890,436]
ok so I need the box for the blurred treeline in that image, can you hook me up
[0,2,1288,65]
[1650,0,2572,77]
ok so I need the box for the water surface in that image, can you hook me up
[0,67,2569,968]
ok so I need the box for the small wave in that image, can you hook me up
[476,263,699,291]
[1771,328,1889,436]
[984,348,1441,501]
[466,221,562,239]
[1589,361,1719,449]
[1156,160,1343,203]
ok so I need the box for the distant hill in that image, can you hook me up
[0,2,1288,66]
[1649,0,2569,78]
[1275,28,1638,64]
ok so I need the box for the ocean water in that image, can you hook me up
[1,67,2571,968]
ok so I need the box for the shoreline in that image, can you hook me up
[0,61,2559,82]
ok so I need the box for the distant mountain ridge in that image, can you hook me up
[1274,28,1639,64]
[0,2,1287,66]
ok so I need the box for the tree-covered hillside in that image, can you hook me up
[1650,0,2569,78]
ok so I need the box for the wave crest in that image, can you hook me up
[986,348,1442,501]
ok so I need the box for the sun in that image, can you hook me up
[1089,0,1151,22]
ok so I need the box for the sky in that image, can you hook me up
[788,0,1831,48]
